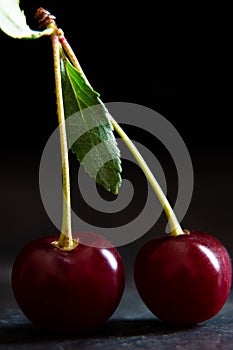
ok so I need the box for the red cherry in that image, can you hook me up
[134,230,232,326]
[11,232,125,334]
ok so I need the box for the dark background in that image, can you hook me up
[0,2,232,266]
[0,2,233,349]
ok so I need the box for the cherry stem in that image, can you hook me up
[57,31,184,237]
[109,120,184,236]
[50,25,75,248]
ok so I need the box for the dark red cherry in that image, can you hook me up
[134,230,232,326]
[11,232,125,334]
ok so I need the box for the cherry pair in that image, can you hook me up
[11,229,232,334]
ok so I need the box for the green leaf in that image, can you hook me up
[60,53,122,195]
[0,0,53,39]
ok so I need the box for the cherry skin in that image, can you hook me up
[134,230,232,326]
[11,232,125,334]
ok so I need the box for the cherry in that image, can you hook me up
[134,230,232,326]
[11,232,125,334]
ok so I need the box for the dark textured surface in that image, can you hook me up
[1,263,233,350]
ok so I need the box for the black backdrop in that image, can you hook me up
[0,1,232,261]
[0,1,231,152]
